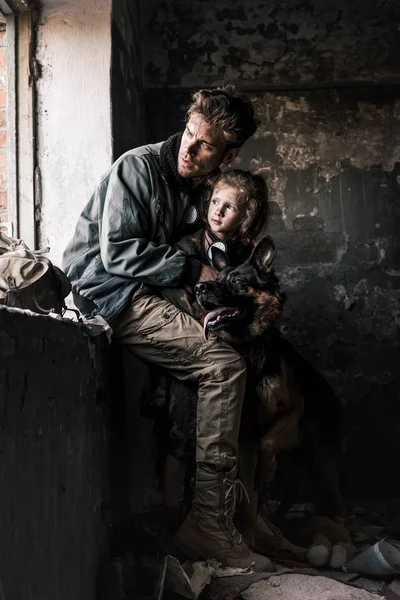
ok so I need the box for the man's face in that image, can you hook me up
[178,114,238,180]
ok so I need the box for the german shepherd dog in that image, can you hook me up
[195,235,347,546]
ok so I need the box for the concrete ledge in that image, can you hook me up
[0,307,111,600]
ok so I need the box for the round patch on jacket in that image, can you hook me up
[182,205,199,225]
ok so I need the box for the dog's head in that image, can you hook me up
[195,236,284,344]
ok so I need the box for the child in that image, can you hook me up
[149,170,270,530]
[162,169,269,320]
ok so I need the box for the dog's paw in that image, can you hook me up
[329,543,349,569]
[307,544,330,567]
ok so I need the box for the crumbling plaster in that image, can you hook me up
[243,91,400,217]
[250,92,400,494]
[142,0,400,87]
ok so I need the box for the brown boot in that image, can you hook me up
[255,510,306,563]
[174,464,274,572]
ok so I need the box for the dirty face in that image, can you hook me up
[207,183,243,241]
[178,114,238,181]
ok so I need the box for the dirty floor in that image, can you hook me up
[98,499,400,600]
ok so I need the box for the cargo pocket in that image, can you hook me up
[129,294,182,337]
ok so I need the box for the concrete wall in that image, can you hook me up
[141,0,400,497]
[0,307,110,600]
[36,0,113,268]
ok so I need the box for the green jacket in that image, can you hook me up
[62,143,199,322]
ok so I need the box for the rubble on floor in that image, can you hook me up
[98,500,400,600]
[241,574,385,600]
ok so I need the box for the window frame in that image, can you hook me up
[0,0,36,247]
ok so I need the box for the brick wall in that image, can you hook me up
[0,18,7,233]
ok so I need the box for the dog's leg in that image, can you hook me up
[258,407,303,485]
[306,429,347,521]
[312,454,347,521]
[270,452,300,520]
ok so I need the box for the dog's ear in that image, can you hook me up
[210,246,229,272]
[252,236,277,271]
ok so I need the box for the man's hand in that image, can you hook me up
[198,264,218,282]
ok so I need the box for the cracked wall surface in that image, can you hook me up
[142,0,400,87]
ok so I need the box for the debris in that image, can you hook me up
[242,574,386,600]
[352,526,386,544]
[156,555,255,600]
[346,540,400,578]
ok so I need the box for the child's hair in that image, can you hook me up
[201,169,269,245]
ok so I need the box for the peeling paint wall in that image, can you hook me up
[112,0,146,158]
[36,0,113,268]
[252,93,400,496]
[142,0,400,87]
[141,0,400,496]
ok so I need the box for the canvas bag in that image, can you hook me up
[0,231,71,315]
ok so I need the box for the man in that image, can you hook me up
[63,86,272,571]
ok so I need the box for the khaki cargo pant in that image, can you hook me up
[111,289,246,471]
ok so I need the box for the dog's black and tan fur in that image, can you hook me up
[195,235,347,546]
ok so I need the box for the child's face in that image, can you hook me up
[207,182,244,241]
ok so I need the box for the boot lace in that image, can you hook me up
[223,477,250,543]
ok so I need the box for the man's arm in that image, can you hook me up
[99,154,201,287]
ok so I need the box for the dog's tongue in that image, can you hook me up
[203,307,233,339]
